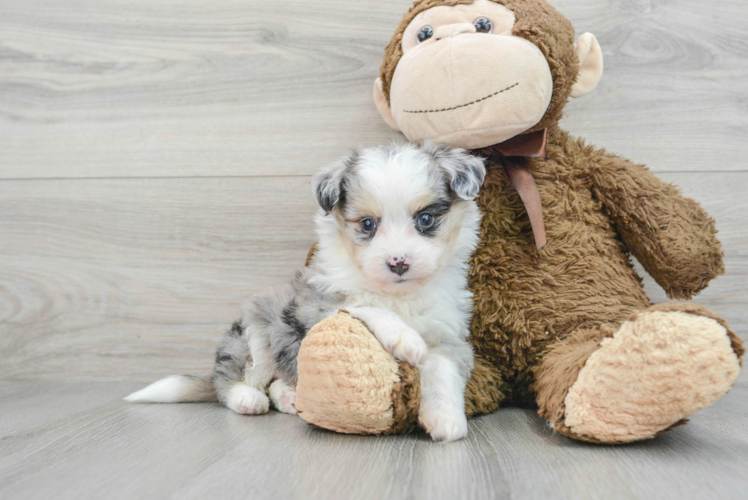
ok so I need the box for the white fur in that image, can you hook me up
[226,383,270,415]
[269,379,297,415]
[418,349,470,442]
[247,333,275,390]
[124,375,217,403]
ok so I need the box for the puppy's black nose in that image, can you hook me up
[387,257,410,276]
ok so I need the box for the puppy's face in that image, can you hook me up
[313,142,485,295]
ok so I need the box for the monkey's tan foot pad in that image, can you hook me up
[560,310,741,444]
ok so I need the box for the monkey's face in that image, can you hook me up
[375,0,603,149]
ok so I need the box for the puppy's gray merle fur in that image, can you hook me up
[126,142,486,442]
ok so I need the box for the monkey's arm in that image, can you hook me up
[586,149,724,299]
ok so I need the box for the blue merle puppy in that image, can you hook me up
[126,141,485,442]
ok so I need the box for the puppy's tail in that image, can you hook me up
[124,375,217,403]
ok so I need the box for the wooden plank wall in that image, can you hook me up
[1,0,746,382]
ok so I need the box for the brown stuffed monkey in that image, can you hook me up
[293,0,744,443]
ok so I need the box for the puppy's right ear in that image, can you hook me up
[312,151,356,214]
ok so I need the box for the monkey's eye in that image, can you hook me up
[417,26,434,43]
[360,218,377,233]
[473,17,493,33]
[416,212,435,229]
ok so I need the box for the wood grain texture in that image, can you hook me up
[1,0,747,179]
[0,176,317,381]
[0,173,746,381]
[0,379,746,500]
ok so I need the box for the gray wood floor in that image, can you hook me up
[1,379,747,500]
[2,0,747,498]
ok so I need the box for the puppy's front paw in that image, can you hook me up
[383,326,428,366]
[226,384,270,415]
[419,406,468,443]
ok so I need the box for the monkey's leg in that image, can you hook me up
[464,354,508,418]
[534,303,743,444]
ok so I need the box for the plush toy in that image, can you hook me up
[294,0,744,443]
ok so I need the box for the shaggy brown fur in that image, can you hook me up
[465,353,507,416]
[389,362,422,434]
[467,125,731,417]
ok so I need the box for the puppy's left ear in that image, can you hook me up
[423,141,486,200]
[312,151,356,213]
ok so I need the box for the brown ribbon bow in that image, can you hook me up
[472,128,548,250]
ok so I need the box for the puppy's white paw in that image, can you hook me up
[384,326,428,366]
[419,406,468,443]
[226,384,269,415]
[268,379,297,415]
[278,390,297,415]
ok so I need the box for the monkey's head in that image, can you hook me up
[374,0,603,149]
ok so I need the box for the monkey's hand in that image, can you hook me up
[587,148,724,299]
[295,311,422,436]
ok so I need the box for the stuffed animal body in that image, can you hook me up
[294,0,744,443]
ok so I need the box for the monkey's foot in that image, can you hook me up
[561,309,741,443]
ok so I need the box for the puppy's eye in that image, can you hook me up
[360,218,377,233]
[417,212,434,229]
[417,26,434,43]
[473,17,493,33]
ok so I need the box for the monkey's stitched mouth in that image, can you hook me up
[403,82,519,114]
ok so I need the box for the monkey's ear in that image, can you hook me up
[312,153,355,213]
[373,78,400,131]
[570,33,603,98]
